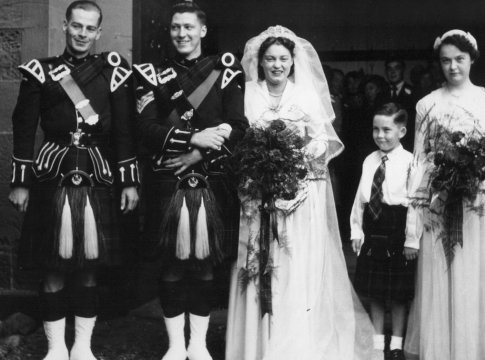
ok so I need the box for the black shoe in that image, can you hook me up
[389,349,405,360]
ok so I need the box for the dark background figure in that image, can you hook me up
[385,57,416,151]
[324,65,346,240]
[410,64,438,103]
[339,70,366,239]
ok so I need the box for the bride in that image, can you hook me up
[225,25,373,360]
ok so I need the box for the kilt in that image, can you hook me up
[141,169,240,266]
[18,179,128,271]
[354,203,416,302]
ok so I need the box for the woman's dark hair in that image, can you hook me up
[435,34,480,61]
[171,1,207,25]
[66,1,103,26]
[361,75,388,94]
[361,74,389,107]
[257,37,295,80]
[374,102,408,126]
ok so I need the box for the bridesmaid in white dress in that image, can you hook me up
[405,30,485,360]
[225,25,374,360]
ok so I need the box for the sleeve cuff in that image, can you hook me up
[117,158,140,187]
[217,123,232,139]
[201,144,231,161]
[404,237,420,250]
[11,156,33,187]
[162,127,194,155]
[350,229,365,241]
[404,205,423,250]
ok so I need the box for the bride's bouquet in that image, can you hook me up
[426,123,485,265]
[227,119,308,219]
[227,119,308,315]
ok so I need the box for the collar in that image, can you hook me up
[379,143,403,159]
[391,81,405,94]
[62,50,91,67]
[173,54,204,68]
[260,79,295,97]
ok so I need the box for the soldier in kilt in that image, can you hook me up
[133,2,247,359]
[350,103,418,360]
[8,2,139,359]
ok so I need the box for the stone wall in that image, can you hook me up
[0,0,133,292]
[0,0,49,292]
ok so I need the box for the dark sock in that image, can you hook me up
[72,285,98,318]
[187,279,213,317]
[159,280,186,318]
[39,288,67,322]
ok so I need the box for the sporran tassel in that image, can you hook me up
[195,197,210,259]
[84,195,99,259]
[59,193,73,259]
[176,197,191,260]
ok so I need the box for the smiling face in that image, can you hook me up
[170,12,207,60]
[260,43,294,87]
[63,8,101,58]
[439,44,473,87]
[386,61,405,85]
[372,114,406,153]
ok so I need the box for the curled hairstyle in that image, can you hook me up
[66,1,103,26]
[375,102,408,126]
[171,1,207,25]
[436,34,480,61]
[257,37,295,80]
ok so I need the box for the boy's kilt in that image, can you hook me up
[354,203,416,302]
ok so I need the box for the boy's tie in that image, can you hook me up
[368,155,388,220]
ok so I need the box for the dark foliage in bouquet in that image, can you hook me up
[431,128,485,198]
[424,118,485,265]
[226,119,308,203]
[226,119,308,315]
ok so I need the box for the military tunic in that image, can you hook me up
[134,53,248,264]
[11,50,139,269]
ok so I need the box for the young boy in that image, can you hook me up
[350,102,418,360]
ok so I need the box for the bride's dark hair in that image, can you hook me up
[257,37,295,80]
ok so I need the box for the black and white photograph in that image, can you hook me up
[1,1,485,359]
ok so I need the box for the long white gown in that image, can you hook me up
[404,86,485,360]
[225,80,374,360]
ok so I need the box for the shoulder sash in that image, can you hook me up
[49,64,99,125]
[167,69,221,126]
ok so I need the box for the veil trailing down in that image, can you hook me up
[225,26,374,360]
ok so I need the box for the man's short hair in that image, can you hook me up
[66,1,103,26]
[385,56,405,69]
[171,1,207,25]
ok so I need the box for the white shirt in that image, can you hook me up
[392,81,405,96]
[350,144,413,243]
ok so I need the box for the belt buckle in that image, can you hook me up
[70,129,85,146]
[49,64,71,81]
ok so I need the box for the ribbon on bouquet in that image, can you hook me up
[259,195,279,317]
[443,191,463,267]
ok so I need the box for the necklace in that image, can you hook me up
[268,91,283,97]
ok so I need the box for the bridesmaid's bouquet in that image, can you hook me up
[427,124,485,265]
